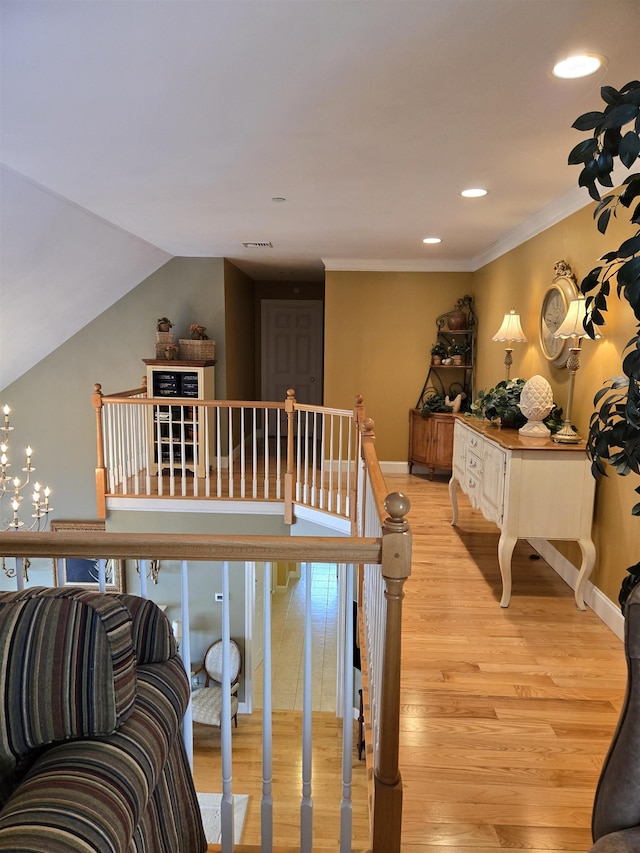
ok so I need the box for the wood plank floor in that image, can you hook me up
[196,470,627,852]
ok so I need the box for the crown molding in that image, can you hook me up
[322,258,475,273]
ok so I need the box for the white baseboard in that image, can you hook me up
[527,537,624,642]
[380,461,412,474]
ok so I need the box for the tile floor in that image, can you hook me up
[252,563,338,712]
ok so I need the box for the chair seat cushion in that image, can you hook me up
[191,687,238,727]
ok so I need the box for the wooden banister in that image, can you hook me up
[372,492,411,853]
[284,388,295,525]
[92,383,107,520]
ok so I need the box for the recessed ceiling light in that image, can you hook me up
[553,54,605,79]
[461,188,488,198]
[422,237,441,245]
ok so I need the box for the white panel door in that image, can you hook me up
[261,300,323,405]
[261,299,323,435]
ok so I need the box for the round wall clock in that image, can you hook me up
[539,261,579,367]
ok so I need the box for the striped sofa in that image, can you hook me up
[0,586,207,853]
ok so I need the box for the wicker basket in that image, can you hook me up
[156,331,174,344]
[179,339,216,361]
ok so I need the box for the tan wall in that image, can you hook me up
[323,204,638,607]
[324,271,474,460]
[473,203,637,605]
[223,260,257,401]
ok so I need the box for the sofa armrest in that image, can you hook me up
[116,594,176,665]
[0,587,136,808]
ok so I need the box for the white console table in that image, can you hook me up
[448,416,596,609]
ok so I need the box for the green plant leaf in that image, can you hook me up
[568,138,599,165]
[621,81,640,95]
[572,111,606,130]
[603,128,622,156]
[602,103,640,130]
[581,267,602,292]
[618,255,640,285]
[626,86,640,105]
[618,233,640,258]
[601,85,621,105]
[597,208,611,234]
[621,179,640,207]
[597,149,614,176]
[595,292,608,310]
[620,131,640,168]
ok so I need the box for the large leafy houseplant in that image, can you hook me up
[568,80,640,610]
[471,379,565,433]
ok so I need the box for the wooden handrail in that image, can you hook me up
[0,531,381,563]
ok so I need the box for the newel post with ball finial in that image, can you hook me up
[372,490,412,853]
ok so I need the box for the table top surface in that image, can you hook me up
[455,414,587,454]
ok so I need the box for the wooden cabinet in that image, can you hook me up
[144,360,215,478]
[449,416,596,609]
[408,410,454,478]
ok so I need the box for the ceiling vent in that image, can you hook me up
[242,241,273,248]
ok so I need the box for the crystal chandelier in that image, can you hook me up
[1,404,53,531]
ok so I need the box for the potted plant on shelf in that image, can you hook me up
[189,324,209,340]
[420,393,453,416]
[567,79,640,611]
[164,344,179,361]
[448,341,468,365]
[430,343,447,365]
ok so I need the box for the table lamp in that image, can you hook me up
[492,309,527,380]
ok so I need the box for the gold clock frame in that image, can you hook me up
[539,260,579,368]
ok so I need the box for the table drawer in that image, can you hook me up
[467,432,484,455]
[464,471,482,510]
[466,450,482,477]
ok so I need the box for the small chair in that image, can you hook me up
[191,639,241,729]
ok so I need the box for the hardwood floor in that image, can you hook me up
[389,470,625,853]
[195,469,627,852]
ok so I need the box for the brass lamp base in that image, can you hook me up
[552,423,582,444]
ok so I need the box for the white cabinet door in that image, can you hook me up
[481,442,506,526]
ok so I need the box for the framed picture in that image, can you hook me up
[50,519,125,593]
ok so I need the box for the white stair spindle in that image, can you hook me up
[261,561,273,853]
[300,562,313,852]
[220,561,235,851]
[340,563,354,852]
[181,559,193,769]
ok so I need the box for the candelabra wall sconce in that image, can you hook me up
[135,559,162,584]
[0,404,53,531]
[1,556,30,581]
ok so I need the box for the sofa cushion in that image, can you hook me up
[0,587,136,807]
[0,655,190,852]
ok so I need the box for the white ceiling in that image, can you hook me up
[1,0,639,384]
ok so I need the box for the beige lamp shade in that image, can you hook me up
[553,295,601,339]
[492,309,527,342]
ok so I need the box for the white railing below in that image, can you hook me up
[94,387,360,526]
